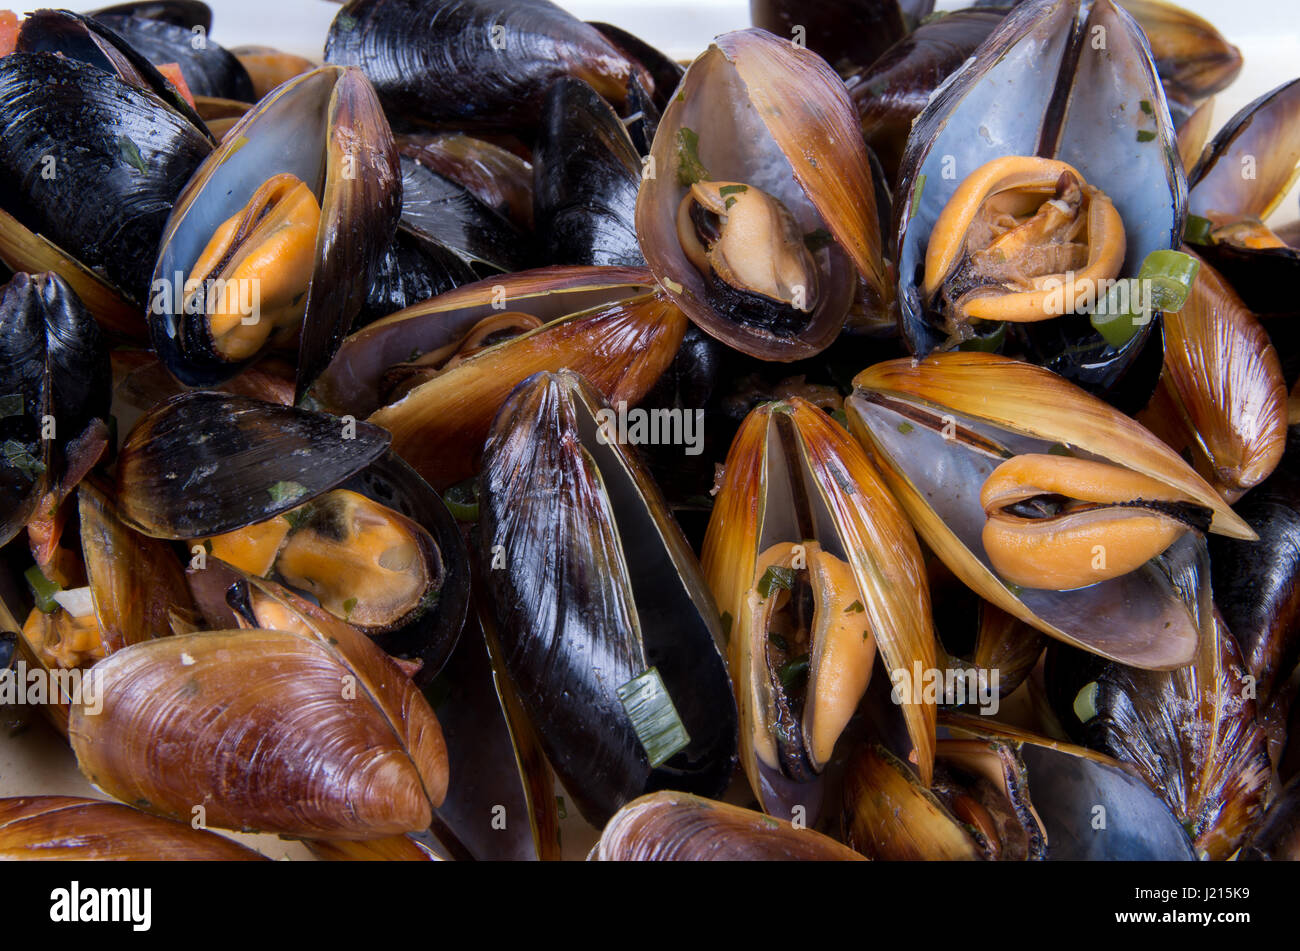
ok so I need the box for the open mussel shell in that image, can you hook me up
[592,791,865,861]
[1185,79,1300,316]
[116,390,389,539]
[0,53,212,319]
[843,9,1004,187]
[304,833,441,861]
[358,224,479,328]
[1210,427,1300,708]
[937,714,1199,859]
[1147,250,1286,502]
[0,796,266,860]
[324,0,651,129]
[0,272,111,549]
[846,352,1253,669]
[477,370,738,827]
[399,132,534,232]
[69,615,449,839]
[636,28,888,361]
[314,265,655,416]
[149,65,400,397]
[94,12,254,101]
[702,397,936,822]
[894,0,1183,397]
[368,287,686,492]
[533,78,644,267]
[1043,611,1271,859]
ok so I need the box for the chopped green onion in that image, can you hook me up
[267,480,308,506]
[845,600,864,614]
[1073,681,1100,723]
[778,655,810,689]
[617,667,691,767]
[1184,214,1213,245]
[725,196,737,210]
[442,479,480,522]
[1139,99,1153,115]
[718,184,748,197]
[757,564,795,599]
[1136,129,1156,143]
[909,174,927,219]
[342,597,358,621]
[896,422,913,435]
[1091,249,1200,348]
[675,127,710,186]
[24,565,61,614]
[118,135,148,172]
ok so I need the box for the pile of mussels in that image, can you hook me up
[0,0,1297,862]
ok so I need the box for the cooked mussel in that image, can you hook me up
[476,370,737,827]
[592,791,865,861]
[637,28,889,360]
[149,66,400,397]
[894,0,1185,399]
[702,398,936,820]
[94,11,254,101]
[846,352,1253,668]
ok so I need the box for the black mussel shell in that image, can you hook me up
[357,226,479,329]
[95,13,255,102]
[533,78,643,268]
[0,53,213,307]
[90,1,213,31]
[589,21,683,113]
[117,391,390,539]
[477,370,737,826]
[0,272,111,547]
[750,0,906,76]
[1240,775,1300,860]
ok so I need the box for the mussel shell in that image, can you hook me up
[637,28,887,361]
[1210,427,1300,706]
[314,265,655,417]
[533,78,644,267]
[589,21,683,113]
[95,13,254,101]
[0,272,111,548]
[116,391,390,539]
[0,53,213,307]
[1043,614,1271,860]
[592,791,865,861]
[1125,0,1243,101]
[324,0,651,129]
[893,0,1184,397]
[368,288,686,492]
[847,353,1250,669]
[942,715,1199,860]
[149,66,401,397]
[0,796,266,860]
[1239,775,1300,861]
[90,1,213,31]
[843,9,1004,187]
[400,132,534,231]
[400,154,532,276]
[477,370,738,827]
[68,625,448,839]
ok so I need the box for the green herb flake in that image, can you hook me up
[617,667,691,768]
[0,394,23,419]
[118,135,148,173]
[718,184,748,197]
[675,127,710,186]
[725,196,737,210]
[768,632,789,651]
[268,480,308,506]
[896,421,913,435]
[1136,129,1156,143]
[24,565,61,614]
[1139,99,1153,115]
[3,440,44,477]
[1073,681,1100,723]
[845,600,864,614]
[757,564,795,599]
[803,228,834,253]
[342,597,358,620]
[909,174,927,219]
[761,815,781,829]
[556,796,568,820]
[1184,214,1213,245]
[778,655,810,690]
